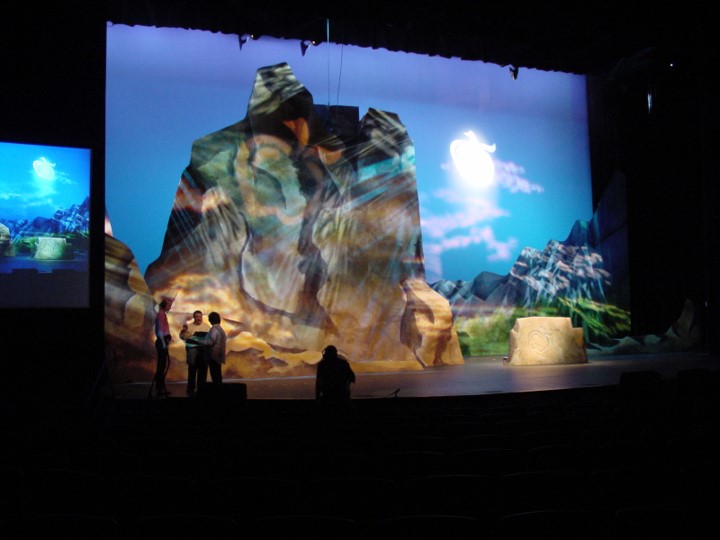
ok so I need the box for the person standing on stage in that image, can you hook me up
[315,345,356,412]
[179,309,211,395]
[153,298,173,397]
[204,312,227,384]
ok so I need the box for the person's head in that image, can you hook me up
[208,312,221,325]
[322,345,338,359]
[159,299,171,311]
[192,310,203,324]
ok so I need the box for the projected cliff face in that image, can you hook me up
[105,62,463,381]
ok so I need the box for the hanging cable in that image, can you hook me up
[336,45,344,106]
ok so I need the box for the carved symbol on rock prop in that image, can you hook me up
[528,328,551,353]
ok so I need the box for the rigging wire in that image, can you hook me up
[336,44,344,106]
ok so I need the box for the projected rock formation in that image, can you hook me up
[0,224,11,255]
[112,62,462,380]
[105,231,158,383]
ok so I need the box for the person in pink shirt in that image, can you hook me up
[153,298,172,397]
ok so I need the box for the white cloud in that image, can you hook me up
[494,160,543,194]
[422,194,508,239]
[420,157,539,278]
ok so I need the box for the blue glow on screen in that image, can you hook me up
[106,25,591,283]
[0,140,91,308]
[0,142,90,222]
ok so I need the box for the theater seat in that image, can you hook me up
[497,509,611,540]
[6,514,121,540]
[123,514,240,540]
[248,514,360,540]
[363,514,482,540]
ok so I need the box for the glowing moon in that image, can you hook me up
[450,130,496,188]
[33,157,56,180]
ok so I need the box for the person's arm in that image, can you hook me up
[344,360,356,384]
[155,316,163,340]
[315,363,323,399]
[202,326,219,361]
[204,326,217,346]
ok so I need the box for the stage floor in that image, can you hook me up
[110,351,719,401]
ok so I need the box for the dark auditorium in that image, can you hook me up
[1,2,718,538]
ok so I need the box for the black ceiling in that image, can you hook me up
[106,1,714,78]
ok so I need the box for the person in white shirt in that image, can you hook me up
[179,310,211,395]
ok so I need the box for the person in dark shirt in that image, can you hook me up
[204,311,227,384]
[315,345,356,411]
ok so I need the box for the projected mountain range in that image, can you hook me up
[0,197,90,262]
[105,62,464,381]
[0,196,90,241]
[431,172,629,316]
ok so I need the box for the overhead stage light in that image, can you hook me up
[301,40,317,56]
[238,34,259,51]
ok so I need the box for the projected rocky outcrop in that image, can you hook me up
[431,173,629,317]
[106,62,463,381]
[104,231,158,382]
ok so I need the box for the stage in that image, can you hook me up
[110,351,719,401]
